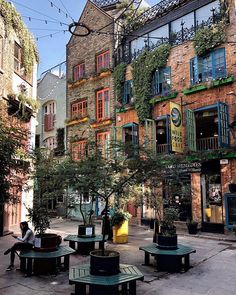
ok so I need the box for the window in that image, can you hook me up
[96,50,110,72]
[0,35,3,69]
[96,88,110,120]
[71,140,87,161]
[152,67,171,96]
[44,101,56,132]
[96,131,110,159]
[71,100,87,119]
[73,63,85,81]
[186,102,229,152]
[123,80,133,104]
[190,48,226,85]
[44,137,56,150]
[14,42,22,73]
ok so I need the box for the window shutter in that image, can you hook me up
[145,119,156,154]
[190,57,198,85]
[217,101,230,148]
[132,123,138,145]
[162,67,171,96]
[186,109,197,151]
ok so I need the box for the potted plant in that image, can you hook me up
[111,210,132,244]
[186,219,198,235]
[157,207,179,250]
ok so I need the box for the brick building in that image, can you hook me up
[115,0,236,233]
[0,1,38,235]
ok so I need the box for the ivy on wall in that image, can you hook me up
[54,128,65,156]
[113,62,126,104]
[0,0,39,75]
[193,22,227,56]
[131,44,171,123]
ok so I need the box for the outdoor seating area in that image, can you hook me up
[18,245,76,276]
[64,234,108,255]
[69,263,144,295]
[139,243,196,273]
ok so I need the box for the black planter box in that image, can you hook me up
[157,234,178,250]
[187,223,198,235]
[90,250,120,276]
[229,184,236,193]
[78,225,95,238]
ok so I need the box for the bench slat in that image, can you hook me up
[19,245,75,259]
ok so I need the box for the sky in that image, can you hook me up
[12,0,159,77]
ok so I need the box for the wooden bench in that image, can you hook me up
[69,263,144,295]
[139,243,196,273]
[64,234,108,255]
[19,245,76,276]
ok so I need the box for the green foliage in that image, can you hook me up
[0,101,29,207]
[27,150,65,234]
[111,210,131,227]
[113,63,126,104]
[160,207,179,236]
[193,22,226,56]
[0,0,39,75]
[18,94,39,112]
[132,44,171,123]
[54,128,65,156]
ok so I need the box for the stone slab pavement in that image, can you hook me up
[0,218,236,295]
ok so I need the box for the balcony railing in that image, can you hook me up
[157,143,170,154]
[91,0,120,8]
[196,136,219,151]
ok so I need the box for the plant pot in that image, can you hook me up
[90,250,120,276]
[34,233,60,251]
[229,183,236,193]
[78,224,95,238]
[113,220,128,244]
[187,222,198,235]
[157,234,178,250]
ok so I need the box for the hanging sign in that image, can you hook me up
[170,102,183,153]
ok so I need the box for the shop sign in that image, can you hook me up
[170,102,183,153]
[166,162,202,173]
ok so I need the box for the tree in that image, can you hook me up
[0,101,30,236]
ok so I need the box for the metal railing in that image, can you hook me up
[157,143,170,154]
[196,136,219,151]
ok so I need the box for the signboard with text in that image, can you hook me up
[170,102,183,153]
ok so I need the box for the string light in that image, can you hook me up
[46,0,74,22]
[36,30,68,41]
[22,15,68,26]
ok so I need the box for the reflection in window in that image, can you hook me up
[171,12,194,33]
[149,25,169,47]
[196,0,220,24]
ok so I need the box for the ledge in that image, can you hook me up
[116,105,135,113]
[150,92,178,104]
[183,85,207,95]
[68,78,87,89]
[90,69,112,81]
[66,117,89,126]
[90,119,112,128]
[212,76,234,88]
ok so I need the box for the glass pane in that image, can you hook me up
[171,12,194,33]
[214,49,226,79]
[202,54,213,81]
[196,0,220,25]
[104,90,109,117]
[149,25,169,47]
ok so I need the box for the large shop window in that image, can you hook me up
[190,48,226,85]
[96,50,110,72]
[71,100,87,119]
[71,140,87,161]
[96,88,110,120]
[186,102,229,152]
[123,80,133,104]
[145,116,171,154]
[152,67,171,96]
[96,131,110,159]
[44,101,56,132]
[73,63,85,81]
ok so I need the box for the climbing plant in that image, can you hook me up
[0,0,39,75]
[131,44,171,123]
[113,62,126,104]
[193,22,227,56]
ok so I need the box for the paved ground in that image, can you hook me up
[0,219,236,295]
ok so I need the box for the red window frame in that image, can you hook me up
[96,131,110,158]
[71,140,87,161]
[96,50,110,73]
[73,63,85,81]
[71,100,88,119]
[96,88,109,121]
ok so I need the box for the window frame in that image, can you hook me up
[152,67,172,96]
[96,50,110,73]
[96,131,110,159]
[71,99,88,119]
[71,140,87,161]
[14,42,22,74]
[123,80,133,104]
[73,62,85,81]
[190,48,226,85]
[96,88,110,121]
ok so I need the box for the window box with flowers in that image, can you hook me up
[212,75,234,88]
[183,84,207,95]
